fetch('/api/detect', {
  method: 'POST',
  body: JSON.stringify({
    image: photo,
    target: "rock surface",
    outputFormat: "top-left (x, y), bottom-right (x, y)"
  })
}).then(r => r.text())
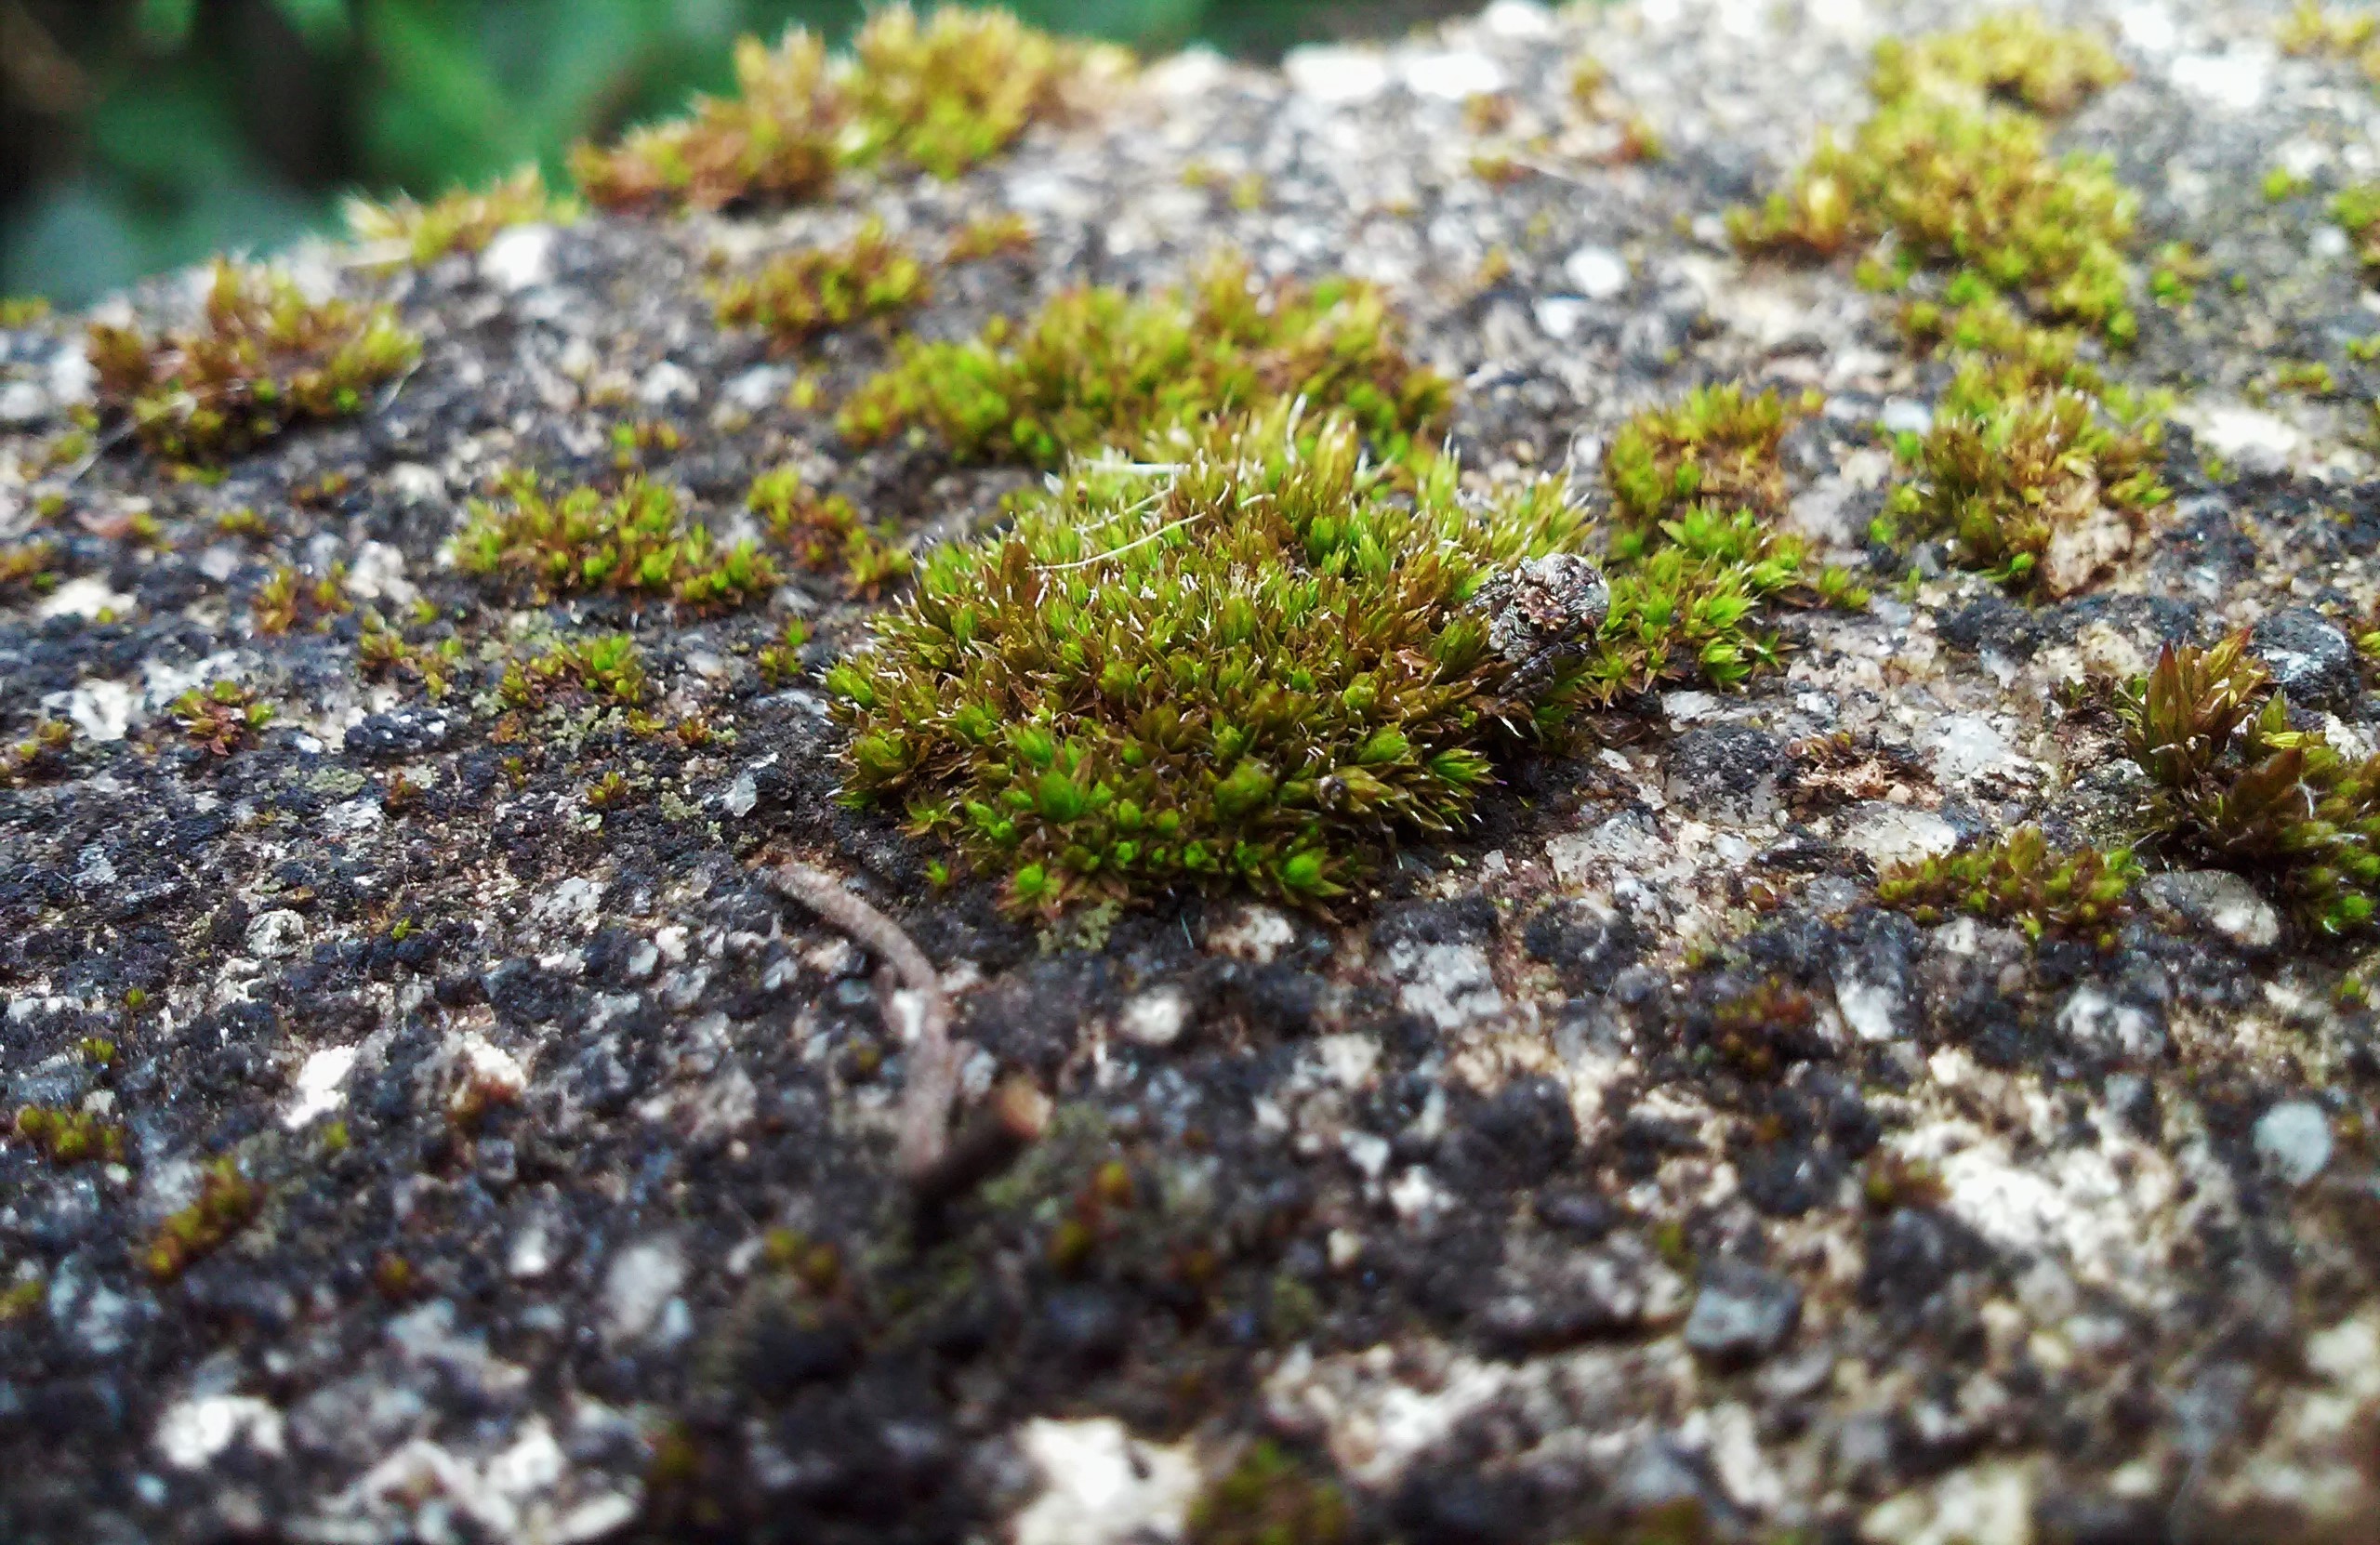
top-left (6, 1), bottom-right (2380, 1542)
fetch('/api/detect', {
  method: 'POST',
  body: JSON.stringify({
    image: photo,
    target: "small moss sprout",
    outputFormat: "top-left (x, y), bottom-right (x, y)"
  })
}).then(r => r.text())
top-left (713, 218), bottom-right (929, 350)
top-left (1877, 824), bottom-right (2138, 946)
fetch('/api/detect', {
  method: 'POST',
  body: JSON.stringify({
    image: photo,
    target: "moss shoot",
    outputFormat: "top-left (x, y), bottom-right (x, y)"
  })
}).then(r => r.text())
top-left (457, 471), bottom-right (780, 611)
top-left (87, 260), bottom-right (420, 466)
top-left (713, 218), bottom-right (929, 351)
top-left (143, 1156), bottom-right (260, 1281)
top-left (836, 252), bottom-right (1450, 468)
top-left (2120, 632), bottom-right (2380, 936)
top-left (1877, 824), bottom-right (2137, 947)
top-left (345, 165), bottom-right (575, 271)
top-left (832, 408), bottom-right (1591, 912)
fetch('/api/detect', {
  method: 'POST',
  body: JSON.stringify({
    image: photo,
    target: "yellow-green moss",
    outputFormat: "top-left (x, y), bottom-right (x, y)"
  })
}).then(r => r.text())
top-left (345, 165), bottom-right (575, 270)
top-left (0, 537), bottom-right (60, 601)
top-left (945, 211), bottom-right (1035, 262)
top-left (86, 261), bottom-right (418, 466)
top-left (1868, 9), bottom-right (2126, 114)
top-left (1877, 824), bottom-right (2137, 946)
top-left (12, 1105), bottom-right (127, 1167)
top-left (572, 27), bottom-right (843, 213)
top-left (713, 218), bottom-right (929, 350)
top-left (457, 471), bottom-right (781, 611)
top-left (143, 1156), bottom-right (259, 1280)
top-left (171, 680), bottom-right (274, 755)
top-left (836, 252), bottom-right (1450, 469)
top-left (1605, 384), bottom-right (1814, 526)
top-left (747, 466), bottom-right (912, 596)
top-left (0, 297), bottom-right (51, 328)
top-left (843, 4), bottom-right (1117, 179)
top-left (498, 632), bottom-right (650, 710)
top-left (1, 719), bottom-right (73, 786)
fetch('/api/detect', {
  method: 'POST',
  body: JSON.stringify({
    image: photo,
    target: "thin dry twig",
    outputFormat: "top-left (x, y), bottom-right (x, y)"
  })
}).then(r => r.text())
top-left (770, 860), bottom-right (958, 1181)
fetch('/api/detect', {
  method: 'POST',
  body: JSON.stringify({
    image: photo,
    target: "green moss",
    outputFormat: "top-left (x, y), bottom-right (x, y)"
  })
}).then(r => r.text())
top-left (2149, 241), bottom-right (2208, 307)
top-left (1605, 384), bottom-right (1814, 525)
top-left (756, 617), bottom-right (813, 686)
top-left (86, 260), bottom-right (420, 466)
top-left (945, 211), bottom-right (1035, 262)
top-left (2120, 631), bottom-right (2380, 935)
top-left (1897, 284), bottom-right (2104, 397)
top-left (714, 218), bottom-right (929, 350)
top-left (844, 4), bottom-right (1117, 180)
top-left (12, 1105), bottom-right (127, 1167)
top-left (1732, 18), bottom-right (2136, 344)
top-left (747, 466), bottom-right (912, 597)
top-left (0, 1275), bottom-right (43, 1322)
top-left (2334, 185), bottom-right (2380, 274)
top-left (345, 165), bottom-right (575, 270)
top-left (1873, 367), bottom-right (2166, 593)
top-left (1877, 824), bottom-right (2137, 945)
top-left (572, 27), bottom-right (843, 213)
top-left (572, 7), bottom-right (1111, 213)
top-left (252, 561), bottom-right (351, 636)
top-left (143, 1156), bottom-right (259, 1280)
top-left (171, 680), bottom-right (273, 755)
top-left (832, 408), bottom-right (1588, 912)
top-left (0, 297), bottom-right (51, 328)
top-left (0, 719), bottom-right (72, 788)
top-left (1868, 9), bottom-right (2126, 114)
top-left (1185, 1442), bottom-right (1353, 1545)
top-left (835, 251), bottom-right (1450, 469)
top-left (0, 537), bottom-right (59, 601)
top-left (499, 632), bottom-right (650, 710)
top-left (457, 471), bottom-right (781, 611)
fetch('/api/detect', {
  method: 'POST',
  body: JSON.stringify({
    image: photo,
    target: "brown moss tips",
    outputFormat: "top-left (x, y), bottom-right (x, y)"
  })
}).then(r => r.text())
top-left (836, 252), bottom-right (1451, 469)
top-left (0, 537), bottom-right (60, 601)
top-left (746, 466), bottom-right (912, 597)
top-left (831, 406), bottom-right (1592, 913)
top-left (142, 1156), bottom-right (260, 1281)
top-left (1732, 16), bottom-right (2137, 345)
top-left (172, 680), bottom-right (274, 756)
top-left (87, 260), bottom-right (419, 466)
top-left (456, 471), bottom-right (780, 611)
top-left (572, 27), bottom-right (844, 214)
top-left (2119, 631), bottom-right (2380, 936)
top-left (713, 218), bottom-right (929, 351)
top-left (344, 165), bottom-right (575, 271)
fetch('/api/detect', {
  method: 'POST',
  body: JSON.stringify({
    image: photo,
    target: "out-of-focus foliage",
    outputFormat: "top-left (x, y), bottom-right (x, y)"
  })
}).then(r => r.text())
top-left (0, 0), bottom-right (1468, 305)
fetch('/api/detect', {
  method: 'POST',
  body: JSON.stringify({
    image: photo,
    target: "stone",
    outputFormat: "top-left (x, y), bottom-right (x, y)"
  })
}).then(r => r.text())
top-left (2254, 1101), bottom-right (2333, 1188)
top-left (2251, 608), bottom-right (2361, 712)
top-left (1684, 1260), bottom-right (1804, 1366)
top-left (2142, 870), bottom-right (2282, 950)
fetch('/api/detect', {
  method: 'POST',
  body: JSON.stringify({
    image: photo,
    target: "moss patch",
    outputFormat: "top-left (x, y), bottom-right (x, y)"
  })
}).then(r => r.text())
top-left (1877, 824), bottom-right (2137, 947)
top-left (832, 408), bottom-right (1590, 912)
top-left (345, 165), bottom-right (575, 271)
top-left (87, 260), bottom-right (419, 466)
top-left (836, 253), bottom-right (1451, 468)
top-left (713, 218), bottom-right (929, 351)
top-left (457, 471), bottom-right (781, 611)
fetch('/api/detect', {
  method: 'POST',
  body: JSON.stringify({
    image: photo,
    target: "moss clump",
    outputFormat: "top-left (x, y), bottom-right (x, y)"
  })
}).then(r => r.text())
top-left (844, 4), bottom-right (1115, 179)
top-left (572, 7), bottom-right (1109, 214)
top-left (0, 537), bottom-right (59, 601)
top-left (86, 260), bottom-right (419, 466)
top-left (2333, 185), bottom-right (2380, 275)
top-left (172, 680), bottom-right (273, 756)
top-left (713, 218), bottom-right (929, 350)
top-left (1875, 368), bottom-right (2166, 594)
top-left (0, 297), bottom-right (51, 328)
top-left (252, 561), bottom-right (350, 636)
top-left (345, 165), bottom-right (575, 271)
top-left (573, 27), bottom-right (843, 213)
top-left (945, 211), bottom-right (1034, 262)
top-left (2279, 0), bottom-right (2380, 79)
top-left (1877, 824), bottom-right (2138, 947)
top-left (2, 719), bottom-right (74, 786)
top-left (1896, 286), bottom-right (2104, 398)
top-left (499, 633), bottom-right (650, 710)
top-left (1184, 1442), bottom-right (1353, 1545)
top-left (1605, 384), bottom-right (1813, 525)
top-left (833, 408), bottom-right (1591, 912)
top-left (1868, 9), bottom-right (2126, 114)
top-left (1732, 17), bottom-right (2136, 343)
top-left (2120, 631), bottom-right (2380, 936)
top-left (747, 466), bottom-right (912, 596)
top-left (837, 252), bottom-right (1450, 469)
top-left (143, 1156), bottom-right (259, 1280)
top-left (457, 471), bottom-right (780, 611)
top-left (0, 1276), bottom-right (44, 1322)
top-left (12, 1105), bottom-right (127, 1167)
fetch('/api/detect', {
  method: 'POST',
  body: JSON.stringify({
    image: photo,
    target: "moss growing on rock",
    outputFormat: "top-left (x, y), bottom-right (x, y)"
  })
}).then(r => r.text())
top-left (843, 4), bottom-right (1116, 180)
top-left (0, 537), bottom-right (59, 601)
top-left (171, 680), bottom-right (273, 756)
top-left (457, 471), bottom-right (781, 611)
top-left (836, 253), bottom-right (1450, 468)
top-left (1184, 1442), bottom-right (1353, 1545)
top-left (1877, 824), bottom-right (2138, 946)
top-left (2333, 184), bottom-right (2380, 274)
top-left (86, 262), bottom-right (418, 467)
top-left (2120, 632), bottom-right (2380, 936)
top-left (832, 408), bottom-right (1592, 912)
top-left (747, 466), bottom-right (912, 596)
top-left (12, 1105), bottom-right (128, 1167)
top-left (142, 1156), bottom-right (259, 1281)
top-left (1733, 17), bottom-right (2136, 343)
top-left (714, 218), bottom-right (929, 350)
top-left (1874, 368), bottom-right (2166, 594)
top-left (345, 165), bottom-right (574, 271)
top-left (572, 27), bottom-right (844, 213)
top-left (1605, 383), bottom-right (1813, 525)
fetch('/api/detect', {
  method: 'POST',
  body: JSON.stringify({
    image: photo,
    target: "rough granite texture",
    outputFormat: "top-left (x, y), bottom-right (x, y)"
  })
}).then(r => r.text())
top-left (7, 1), bottom-right (2380, 1542)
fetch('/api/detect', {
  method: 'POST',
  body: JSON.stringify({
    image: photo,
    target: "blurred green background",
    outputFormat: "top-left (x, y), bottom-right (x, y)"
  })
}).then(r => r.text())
top-left (0, 0), bottom-right (1472, 306)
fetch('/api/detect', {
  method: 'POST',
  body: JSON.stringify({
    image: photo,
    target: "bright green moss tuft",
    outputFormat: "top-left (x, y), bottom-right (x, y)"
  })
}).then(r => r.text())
top-left (572, 27), bottom-right (844, 213)
top-left (1875, 368), bottom-right (2167, 594)
top-left (86, 260), bottom-right (420, 466)
top-left (713, 218), bottom-right (929, 350)
top-left (1732, 17), bottom-right (2136, 344)
top-left (345, 165), bottom-right (575, 271)
top-left (1605, 384), bottom-right (1814, 525)
top-left (747, 465), bottom-right (913, 596)
top-left (1876, 824), bottom-right (2137, 946)
top-left (171, 680), bottom-right (273, 756)
top-left (1184, 1442), bottom-right (1354, 1545)
top-left (836, 252), bottom-right (1451, 468)
top-left (499, 633), bottom-right (650, 710)
top-left (833, 408), bottom-right (1589, 913)
top-left (2120, 631), bottom-right (2380, 936)
top-left (1, 719), bottom-right (73, 786)
top-left (457, 471), bottom-right (781, 611)
top-left (0, 297), bottom-right (50, 328)
top-left (2334, 184), bottom-right (2380, 273)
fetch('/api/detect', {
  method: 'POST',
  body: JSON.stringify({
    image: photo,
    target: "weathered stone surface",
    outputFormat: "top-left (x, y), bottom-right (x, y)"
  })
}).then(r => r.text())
top-left (7, 1), bottom-right (2380, 1541)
